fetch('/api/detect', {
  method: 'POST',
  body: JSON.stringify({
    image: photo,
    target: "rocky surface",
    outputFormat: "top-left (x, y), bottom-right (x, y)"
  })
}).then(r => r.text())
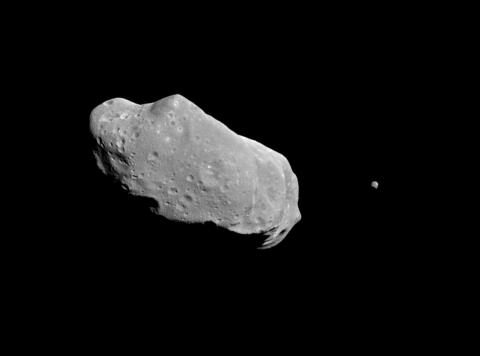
top-left (89, 94), bottom-right (301, 248)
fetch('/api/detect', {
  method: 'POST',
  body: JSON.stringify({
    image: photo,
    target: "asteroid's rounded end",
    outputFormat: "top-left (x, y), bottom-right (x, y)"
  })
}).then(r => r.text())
top-left (149, 94), bottom-right (187, 117)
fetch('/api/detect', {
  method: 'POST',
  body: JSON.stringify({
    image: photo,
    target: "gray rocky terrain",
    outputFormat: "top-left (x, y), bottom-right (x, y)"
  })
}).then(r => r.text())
top-left (89, 94), bottom-right (300, 248)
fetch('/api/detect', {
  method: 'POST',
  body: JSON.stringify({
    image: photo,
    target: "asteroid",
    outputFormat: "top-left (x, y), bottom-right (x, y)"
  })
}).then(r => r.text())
top-left (89, 94), bottom-right (301, 248)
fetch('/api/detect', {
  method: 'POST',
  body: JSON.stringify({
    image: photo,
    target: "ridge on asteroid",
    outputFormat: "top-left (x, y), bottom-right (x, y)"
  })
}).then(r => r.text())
top-left (89, 94), bottom-right (301, 248)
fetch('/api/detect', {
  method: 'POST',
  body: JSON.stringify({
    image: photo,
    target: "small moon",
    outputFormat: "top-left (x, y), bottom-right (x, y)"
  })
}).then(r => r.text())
top-left (371, 181), bottom-right (379, 189)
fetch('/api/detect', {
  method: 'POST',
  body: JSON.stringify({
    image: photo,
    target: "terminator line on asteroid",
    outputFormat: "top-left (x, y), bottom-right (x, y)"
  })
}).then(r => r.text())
top-left (89, 94), bottom-right (301, 248)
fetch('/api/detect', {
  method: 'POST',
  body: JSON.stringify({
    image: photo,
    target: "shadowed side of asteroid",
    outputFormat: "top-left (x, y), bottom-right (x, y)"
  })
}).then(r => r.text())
top-left (89, 164), bottom-right (269, 252)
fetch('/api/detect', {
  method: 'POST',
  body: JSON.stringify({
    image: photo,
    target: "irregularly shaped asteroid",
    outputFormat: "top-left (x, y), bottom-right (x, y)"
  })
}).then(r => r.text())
top-left (89, 94), bottom-right (301, 248)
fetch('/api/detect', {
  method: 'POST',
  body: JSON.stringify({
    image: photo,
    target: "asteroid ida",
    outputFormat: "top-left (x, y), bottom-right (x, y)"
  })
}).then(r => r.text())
top-left (89, 94), bottom-right (301, 248)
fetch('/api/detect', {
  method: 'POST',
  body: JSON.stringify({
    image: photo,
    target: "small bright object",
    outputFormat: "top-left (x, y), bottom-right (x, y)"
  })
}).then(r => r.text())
top-left (371, 181), bottom-right (379, 189)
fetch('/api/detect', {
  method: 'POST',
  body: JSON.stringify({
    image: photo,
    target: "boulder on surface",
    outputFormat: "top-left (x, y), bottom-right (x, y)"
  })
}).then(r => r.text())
top-left (90, 94), bottom-right (301, 248)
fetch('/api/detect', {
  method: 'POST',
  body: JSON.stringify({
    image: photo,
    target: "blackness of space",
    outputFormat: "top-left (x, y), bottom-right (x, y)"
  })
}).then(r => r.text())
top-left (8, 5), bottom-right (457, 348)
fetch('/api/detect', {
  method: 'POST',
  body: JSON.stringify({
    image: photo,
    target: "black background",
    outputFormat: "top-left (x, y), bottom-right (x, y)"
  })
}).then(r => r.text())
top-left (8, 4), bottom-right (455, 349)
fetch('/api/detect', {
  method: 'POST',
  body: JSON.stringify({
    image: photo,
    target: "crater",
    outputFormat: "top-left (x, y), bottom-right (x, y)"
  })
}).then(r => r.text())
top-left (115, 138), bottom-right (126, 152)
top-left (154, 181), bottom-right (164, 190)
top-left (168, 187), bottom-right (179, 195)
top-left (255, 216), bottom-right (266, 226)
top-left (167, 111), bottom-right (177, 125)
top-left (147, 151), bottom-right (159, 163)
top-left (267, 186), bottom-right (280, 202)
top-left (183, 194), bottom-right (194, 203)
top-left (199, 165), bottom-right (219, 188)
top-left (131, 126), bottom-right (141, 138)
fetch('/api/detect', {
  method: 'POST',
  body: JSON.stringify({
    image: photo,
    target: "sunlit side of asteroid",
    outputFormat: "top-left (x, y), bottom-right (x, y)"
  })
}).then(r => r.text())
top-left (89, 94), bottom-right (301, 248)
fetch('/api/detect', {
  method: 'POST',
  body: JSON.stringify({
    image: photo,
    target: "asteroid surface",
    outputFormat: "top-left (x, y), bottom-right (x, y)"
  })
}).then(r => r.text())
top-left (89, 94), bottom-right (301, 248)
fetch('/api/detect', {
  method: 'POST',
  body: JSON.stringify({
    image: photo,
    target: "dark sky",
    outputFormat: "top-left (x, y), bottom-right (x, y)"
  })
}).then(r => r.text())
top-left (26, 10), bottom-right (424, 276)
top-left (36, 25), bottom-right (417, 300)
top-left (11, 6), bottom-right (444, 343)
top-left (64, 24), bottom-right (409, 257)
